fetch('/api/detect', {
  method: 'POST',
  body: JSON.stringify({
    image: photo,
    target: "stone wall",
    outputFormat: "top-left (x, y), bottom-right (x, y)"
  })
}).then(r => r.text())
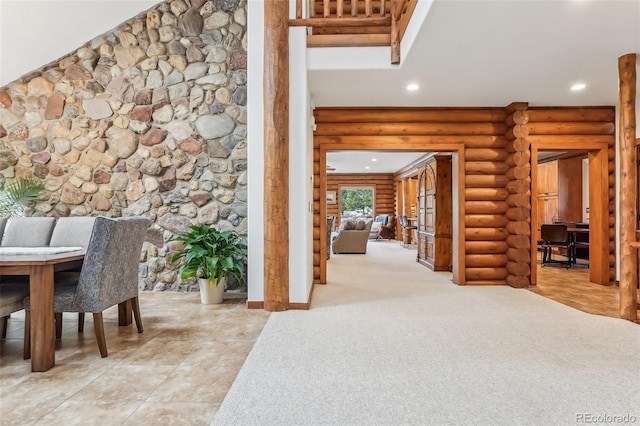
top-left (0, 0), bottom-right (248, 293)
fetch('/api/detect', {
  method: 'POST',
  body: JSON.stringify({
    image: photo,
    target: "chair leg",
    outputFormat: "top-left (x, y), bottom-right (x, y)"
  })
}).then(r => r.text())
top-left (23, 311), bottom-right (31, 360)
top-left (93, 313), bottom-right (108, 358)
top-left (55, 313), bottom-right (63, 339)
top-left (1, 315), bottom-right (8, 338)
top-left (131, 297), bottom-right (143, 333)
top-left (78, 313), bottom-right (85, 333)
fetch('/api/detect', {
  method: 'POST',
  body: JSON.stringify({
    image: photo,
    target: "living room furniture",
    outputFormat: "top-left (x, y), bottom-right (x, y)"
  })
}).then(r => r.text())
top-left (24, 217), bottom-right (150, 360)
top-left (416, 155), bottom-right (452, 271)
top-left (332, 219), bottom-right (373, 254)
top-left (378, 215), bottom-right (396, 240)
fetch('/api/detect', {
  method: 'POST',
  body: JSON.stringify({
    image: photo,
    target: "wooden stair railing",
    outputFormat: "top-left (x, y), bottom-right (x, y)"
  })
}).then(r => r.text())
top-left (290, 0), bottom-right (418, 64)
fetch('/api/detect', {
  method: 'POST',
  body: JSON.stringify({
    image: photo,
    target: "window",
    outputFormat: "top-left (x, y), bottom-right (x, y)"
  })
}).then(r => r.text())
top-left (340, 187), bottom-right (374, 222)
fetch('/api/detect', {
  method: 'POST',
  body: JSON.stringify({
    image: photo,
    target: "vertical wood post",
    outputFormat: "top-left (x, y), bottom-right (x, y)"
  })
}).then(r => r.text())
top-left (264, 0), bottom-right (290, 311)
top-left (618, 53), bottom-right (637, 321)
top-left (390, 0), bottom-right (400, 64)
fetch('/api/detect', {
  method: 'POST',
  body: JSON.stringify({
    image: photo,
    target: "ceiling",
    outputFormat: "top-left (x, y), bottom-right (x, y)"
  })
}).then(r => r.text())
top-left (313, 0), bottom-right (639, 173)
top-left (309, 0), bottom-right (640, 108)
top-left (326, 151), bottom-right (428, 174)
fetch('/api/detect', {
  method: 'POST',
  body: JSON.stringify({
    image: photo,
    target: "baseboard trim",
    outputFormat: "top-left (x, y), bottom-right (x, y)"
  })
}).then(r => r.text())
top-left (246, 284), bottom-right (315, 311)
top-left (246, 301), bottom-right (264, 309)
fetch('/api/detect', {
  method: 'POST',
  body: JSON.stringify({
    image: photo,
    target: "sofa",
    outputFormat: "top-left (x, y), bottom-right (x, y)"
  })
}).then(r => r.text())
top-left (332, 219), bottom-right (373, 254)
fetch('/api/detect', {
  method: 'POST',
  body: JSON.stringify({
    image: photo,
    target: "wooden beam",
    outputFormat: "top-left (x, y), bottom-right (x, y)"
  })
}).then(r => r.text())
top-left (289, 17), bottom-right (391, 27)
top-left (390, 0), bottom-right (400, 64)
top-left (264, 0), bottom-right (289, 312)
top-left (618, 53), bottom-right (638, 321)
top-left (307, 33), bottom-right (390, 47)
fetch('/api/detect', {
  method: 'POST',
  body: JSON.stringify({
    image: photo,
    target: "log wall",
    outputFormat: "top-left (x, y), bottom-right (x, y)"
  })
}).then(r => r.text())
top-left (326, 174), bottom-right (395, 226)
top-left (503, 103), bottom-right (531, 288)
top-left (313, 106), bottom-right (617, 288)
top-left (314, 107), bottom-right (508, 285)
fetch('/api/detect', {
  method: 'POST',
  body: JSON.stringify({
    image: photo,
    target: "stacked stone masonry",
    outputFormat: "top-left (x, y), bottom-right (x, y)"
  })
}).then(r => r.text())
top-left (0, 0), bottom-right (248, 292)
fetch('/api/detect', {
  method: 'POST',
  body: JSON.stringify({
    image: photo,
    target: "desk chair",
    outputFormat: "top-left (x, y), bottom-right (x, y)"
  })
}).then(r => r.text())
top-left (540, 224), bottom-right (574, 268)
top-left (399, 215), bottom-right (417, 247)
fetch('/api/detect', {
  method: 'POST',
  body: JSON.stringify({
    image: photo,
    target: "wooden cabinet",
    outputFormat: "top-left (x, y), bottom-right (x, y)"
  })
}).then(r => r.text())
top-left (537, 161), bottom-right (558, 196)
top-left (416, 155), bottom-right (452, 271)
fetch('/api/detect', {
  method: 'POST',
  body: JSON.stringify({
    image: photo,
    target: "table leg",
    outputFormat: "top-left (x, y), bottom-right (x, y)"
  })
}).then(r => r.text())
top-left (118, 300), bottom-right (132, 326)
top-left (29, 264), bottom-right (55, 372)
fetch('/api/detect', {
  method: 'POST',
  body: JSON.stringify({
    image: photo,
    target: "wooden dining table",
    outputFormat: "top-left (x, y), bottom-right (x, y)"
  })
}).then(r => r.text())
top-left (0, 247), bottom-right (84, 372)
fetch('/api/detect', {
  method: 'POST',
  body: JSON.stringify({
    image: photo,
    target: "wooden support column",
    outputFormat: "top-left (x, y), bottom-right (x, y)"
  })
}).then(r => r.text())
top-left (504, 102), bottom-right (531, 288)
top-left (264, 0), bottom-right (289, 312)
top-left (618, 53), bottom-right (638, 321)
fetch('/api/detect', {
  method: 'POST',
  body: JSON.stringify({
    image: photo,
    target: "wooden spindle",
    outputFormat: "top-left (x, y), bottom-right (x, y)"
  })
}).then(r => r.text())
top-left (352, 0), bottom-right (358, 17)
top-left (337, 0), bottom-right (344, 17)
top-left (296, 0), bottom-right (302, 19)
top-left (323, 0), bottom-right (330, 17)
top-left (365, 0), bottom-right (372, 17)
top-left (309, 0), bottom-right (315, 18)
top-left (380, 0), bottom-right (386, 17)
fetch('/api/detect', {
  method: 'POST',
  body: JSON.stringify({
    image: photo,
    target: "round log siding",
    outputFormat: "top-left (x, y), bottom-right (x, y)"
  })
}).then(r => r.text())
top-left (313, 106), bottom-right (616, 288)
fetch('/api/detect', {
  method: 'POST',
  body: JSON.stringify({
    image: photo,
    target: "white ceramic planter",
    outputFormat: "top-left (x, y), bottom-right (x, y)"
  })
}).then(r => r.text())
top-left (199, 277), bottom-right (225, 304)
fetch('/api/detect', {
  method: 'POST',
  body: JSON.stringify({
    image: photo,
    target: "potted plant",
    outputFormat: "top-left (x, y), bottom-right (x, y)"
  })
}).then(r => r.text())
top-left (0, 176), bottom-right (45, 218)
top-left (168, 225), bottom-right (247, 304)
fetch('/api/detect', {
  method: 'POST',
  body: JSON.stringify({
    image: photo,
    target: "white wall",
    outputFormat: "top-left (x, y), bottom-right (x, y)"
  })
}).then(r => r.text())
top-left (0, 0), bottom-right (158, 86)
top-left (247, 0), bottom-right (265, 303)
top-left (289, 24), bottom-right (314, 304)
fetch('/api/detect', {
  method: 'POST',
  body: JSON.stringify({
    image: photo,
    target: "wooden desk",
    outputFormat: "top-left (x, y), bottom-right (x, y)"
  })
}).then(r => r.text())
top-left (0, 248), bottom-right (84, 372)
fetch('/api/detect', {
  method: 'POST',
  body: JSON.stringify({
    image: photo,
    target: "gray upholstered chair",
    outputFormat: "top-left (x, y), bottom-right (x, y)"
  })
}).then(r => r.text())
top-left (49, 216), bottom-right (97, 250)
top-left (49, 216), bottom-right (97, 335)
top-left (1, 217), bottom-right (55, 246)
top-left (1, 217), bottom-right (56, 335)
top-left (0, 283), bottom-right (29, 338)
top-left (24, 216), bottom-right (150, 358)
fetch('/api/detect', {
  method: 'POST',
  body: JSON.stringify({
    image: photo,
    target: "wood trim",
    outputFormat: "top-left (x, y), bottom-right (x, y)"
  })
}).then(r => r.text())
top-left (290, 17), bottom-right (391, 27)
top-left (307, 33), bottom-right (390, 47)
top-left (289, 283), bottom-right (316, 310)
top-left (246, 301), bottom-right (265, 309)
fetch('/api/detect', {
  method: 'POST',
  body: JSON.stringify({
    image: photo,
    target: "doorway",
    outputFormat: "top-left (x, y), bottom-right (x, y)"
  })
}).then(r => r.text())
top-left (531, 144), bottom-right (611, 286)
top-left (318, 147), bottom-right (464, 285)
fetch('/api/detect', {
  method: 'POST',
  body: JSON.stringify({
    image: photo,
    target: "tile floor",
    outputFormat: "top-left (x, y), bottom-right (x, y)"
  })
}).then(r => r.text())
top-left (0, 292), bottom-right (270, 425)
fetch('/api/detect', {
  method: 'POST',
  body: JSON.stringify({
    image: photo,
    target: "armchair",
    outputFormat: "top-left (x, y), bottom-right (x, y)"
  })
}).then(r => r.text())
top-left (378, 215), bottom-right (397, 240)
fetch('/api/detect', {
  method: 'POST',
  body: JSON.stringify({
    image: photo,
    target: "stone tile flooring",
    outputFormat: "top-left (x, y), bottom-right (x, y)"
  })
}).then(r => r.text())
top-left (0, 292), bottom-right (270, 425)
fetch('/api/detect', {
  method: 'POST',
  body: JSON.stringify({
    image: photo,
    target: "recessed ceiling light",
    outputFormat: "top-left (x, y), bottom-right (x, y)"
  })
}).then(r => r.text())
top-left (406, 83), bottom-right (419, 92)
top-left (571, 82), bottom-right (586, 91)
top-left (365, 166), bottom-right (370, 170)
top-left (371, 158), bottom-right (378, 162)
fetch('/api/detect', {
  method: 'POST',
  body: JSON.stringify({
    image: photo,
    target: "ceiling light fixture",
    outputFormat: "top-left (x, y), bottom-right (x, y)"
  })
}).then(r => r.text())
top-left (571, 82), bottom-right (586, 91)
top-left (372, 158), bottom-right (378, 162)
top-left (406, 83), bottom-right (419, 92)
top-left (365, 166), bottom-right (370, 170)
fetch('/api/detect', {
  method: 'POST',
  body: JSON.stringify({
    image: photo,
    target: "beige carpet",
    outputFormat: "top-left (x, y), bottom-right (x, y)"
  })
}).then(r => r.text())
top-left (214, 240), bottom-right (640, 425)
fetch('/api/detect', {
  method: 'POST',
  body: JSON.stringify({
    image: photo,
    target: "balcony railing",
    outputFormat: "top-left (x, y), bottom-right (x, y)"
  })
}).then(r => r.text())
top-left (290, 0), bottom-right (418, 64)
